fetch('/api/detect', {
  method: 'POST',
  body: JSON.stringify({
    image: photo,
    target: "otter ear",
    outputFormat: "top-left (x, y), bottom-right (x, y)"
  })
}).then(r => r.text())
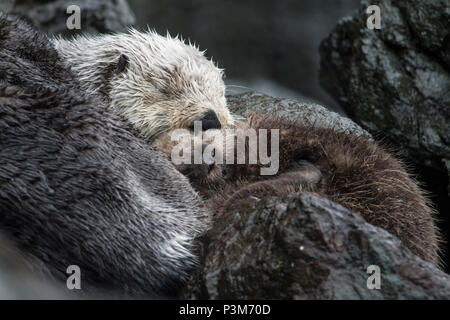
top-left (115, 54), bottom-right (129, 74)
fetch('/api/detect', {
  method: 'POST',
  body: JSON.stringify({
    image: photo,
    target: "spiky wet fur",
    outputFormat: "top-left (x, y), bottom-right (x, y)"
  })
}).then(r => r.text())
top-left (52, 29), bottom-right (232, 140)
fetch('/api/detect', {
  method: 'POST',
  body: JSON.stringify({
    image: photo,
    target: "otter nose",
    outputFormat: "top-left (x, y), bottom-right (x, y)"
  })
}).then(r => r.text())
top-left (189, 110), bottom-right (221, 131)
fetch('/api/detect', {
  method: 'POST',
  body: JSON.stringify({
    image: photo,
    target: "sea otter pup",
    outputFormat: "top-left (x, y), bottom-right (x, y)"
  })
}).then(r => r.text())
top-left (0, 14), bottom-right (210, 297)
top-left (153, 115), bottom-right (441, 265)
top-left (52, 29), bottom-right (233, 140)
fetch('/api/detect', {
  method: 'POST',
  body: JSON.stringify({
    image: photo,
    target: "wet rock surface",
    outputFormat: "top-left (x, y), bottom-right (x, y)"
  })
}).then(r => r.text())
top-left (4, 0), bottom-right (135, 36)
top-left (182, 194), bottom-right (450, 299)
top-left (319, 0), bottom-right (449, 187)
top-left (227, 92), bottom-right (371, 138)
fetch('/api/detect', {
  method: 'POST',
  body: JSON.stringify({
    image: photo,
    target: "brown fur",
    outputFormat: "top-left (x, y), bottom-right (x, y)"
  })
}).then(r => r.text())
top-left (154, 114), bottom-right (441, 265)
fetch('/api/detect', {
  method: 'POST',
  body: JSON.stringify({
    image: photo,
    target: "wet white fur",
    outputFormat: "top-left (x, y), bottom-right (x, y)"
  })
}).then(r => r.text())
top-left (52, 29), bottom-right (233, 140)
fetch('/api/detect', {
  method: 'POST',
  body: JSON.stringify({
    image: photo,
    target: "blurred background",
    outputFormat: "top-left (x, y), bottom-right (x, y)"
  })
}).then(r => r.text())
top-left (127, 0), bottom-right (360, 114)
top-left (1, 0), bottom-right (360, 112)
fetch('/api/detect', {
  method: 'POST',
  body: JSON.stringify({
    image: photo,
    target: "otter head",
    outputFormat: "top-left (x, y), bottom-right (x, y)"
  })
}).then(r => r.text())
top-left (104, 30), bottom-right (232, 140)
top-left (53, 29), bottom-right (232, 140)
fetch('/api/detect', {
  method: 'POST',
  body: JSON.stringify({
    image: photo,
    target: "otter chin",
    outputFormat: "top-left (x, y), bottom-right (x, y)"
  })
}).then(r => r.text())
top-left (52, 29), bottom-right (233, 140)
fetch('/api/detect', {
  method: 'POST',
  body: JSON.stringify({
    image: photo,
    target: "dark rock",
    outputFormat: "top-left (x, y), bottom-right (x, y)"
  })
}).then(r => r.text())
top-left (319, 0), bottom-right (450, 183)
top-left (5, 0), bottom-right (135, 36)
top-left (182, 193), bottom-right (450, 299)
top-left (319, 0), bottom-right (450, 270)
top-left (227, 92), bottom-right (371, 138)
